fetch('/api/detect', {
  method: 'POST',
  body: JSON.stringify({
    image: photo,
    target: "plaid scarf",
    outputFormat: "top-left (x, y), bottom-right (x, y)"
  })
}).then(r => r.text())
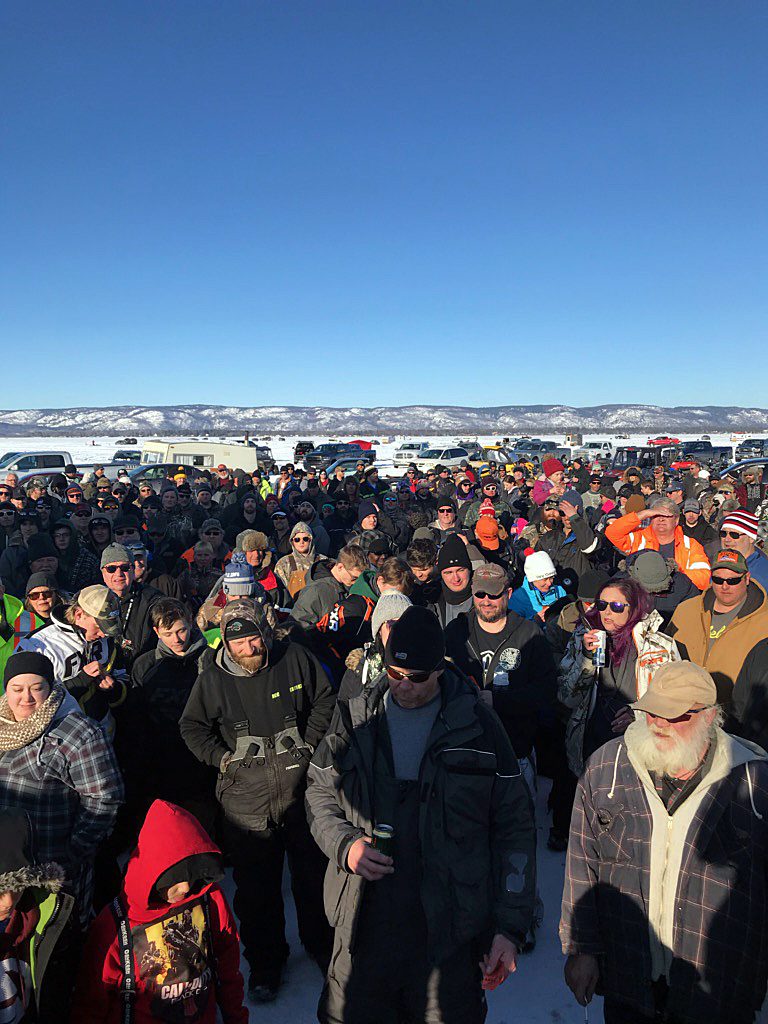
top-left (0, 684), bottom-right (64, 751)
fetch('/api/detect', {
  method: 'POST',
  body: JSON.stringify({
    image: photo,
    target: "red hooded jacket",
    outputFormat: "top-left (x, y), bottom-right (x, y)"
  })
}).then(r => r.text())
top-left (72, 800), bottom-right (247, 1024)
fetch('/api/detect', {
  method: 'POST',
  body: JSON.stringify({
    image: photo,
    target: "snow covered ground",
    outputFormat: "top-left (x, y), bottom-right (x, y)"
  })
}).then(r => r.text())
top-left (0, 431), bottom-right (747, 476)
top-left (226, 780), bottom-right (589, 1024)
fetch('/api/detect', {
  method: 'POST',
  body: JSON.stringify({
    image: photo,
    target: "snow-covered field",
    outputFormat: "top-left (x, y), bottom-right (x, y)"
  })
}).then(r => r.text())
top-left (225, 781), bottom-right (586, 1024)
top-left (0, 431), bottom-right (748, 475)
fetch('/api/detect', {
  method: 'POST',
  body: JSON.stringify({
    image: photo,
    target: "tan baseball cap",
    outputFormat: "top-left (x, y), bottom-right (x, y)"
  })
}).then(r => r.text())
top-left (76, 585), bottom-right (121, 637)
top-left (631, 661), bottom-right (717, 719)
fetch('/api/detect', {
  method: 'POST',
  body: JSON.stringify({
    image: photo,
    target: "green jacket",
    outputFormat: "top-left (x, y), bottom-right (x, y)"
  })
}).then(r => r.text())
top-left (0, 593), bottom-right (42, 689)
top-left (348, 568), bottom-right (379, 604)
top-left (305, 667), bottom-right (536, 964)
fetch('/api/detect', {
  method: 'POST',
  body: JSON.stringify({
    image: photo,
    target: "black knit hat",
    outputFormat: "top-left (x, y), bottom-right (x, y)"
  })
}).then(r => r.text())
top-left (4, 650), bottom-right (55, 688)
top-left (385, 606), bottom-right (445, 673)
top-left (26, 534), bottom-right (58, 563)
top-left (436, 533), bottom-right (472, 574)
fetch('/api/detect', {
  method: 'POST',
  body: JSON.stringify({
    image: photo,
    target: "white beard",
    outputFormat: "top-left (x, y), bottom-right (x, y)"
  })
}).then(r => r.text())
top-left (628, 713), bottom-right (716, 777)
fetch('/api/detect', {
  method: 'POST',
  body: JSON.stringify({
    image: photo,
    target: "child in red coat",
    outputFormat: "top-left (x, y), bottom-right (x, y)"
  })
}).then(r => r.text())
top-left (72, 799), bottom-right (248, 1024)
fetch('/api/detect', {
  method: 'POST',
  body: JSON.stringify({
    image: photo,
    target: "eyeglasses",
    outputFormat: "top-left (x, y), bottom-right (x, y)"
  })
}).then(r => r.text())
top-left (711, 574), bottom-right (745, 586)
top-left (203, 530), bottom-right (222, 536)
top-left (293, 536), bottom-right (311, 543)
top-left (0, 510), bottom-right (14, 517)
top-left (103, 563), bottom-right (131, 574)
top-left (719, 530), bottom-right (743, 540)
top-left (114, 529), bottom-right (134, 537)
top-left (595, 599), bottom-right (629, 613)
top-left (474, 590), bottom-right (505, 600)
top-left (74, 510), bottom-right (91, 518)
top-left (386, 665), bottom-right (436, 684)
top-left (437, 507), bottom-right (454, 514)
top-left (28, 590), bottom-right (54, 600)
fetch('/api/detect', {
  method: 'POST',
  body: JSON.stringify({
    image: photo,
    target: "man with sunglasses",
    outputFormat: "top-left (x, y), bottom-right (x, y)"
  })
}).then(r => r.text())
top-left (561, 661), bottom-right (768, 1024)
top-left (669, 548), bottom-right (768, 709)
top-left (606, 496), bottom-right (711, 590)
top-left (100, 542), bottom-right (162, 668)
top-left (430, 497), bottom-right (460, 543)
top-left (717, 510), bottom-right (768, 592)
top-left (307, 604), bottom-right (536, 1024)
top-left (460, 476), bottom-right (512, 531)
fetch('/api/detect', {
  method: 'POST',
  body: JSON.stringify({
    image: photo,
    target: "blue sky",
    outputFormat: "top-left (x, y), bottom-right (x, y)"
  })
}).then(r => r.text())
top-left (2, 2), bottom-right (766, 409)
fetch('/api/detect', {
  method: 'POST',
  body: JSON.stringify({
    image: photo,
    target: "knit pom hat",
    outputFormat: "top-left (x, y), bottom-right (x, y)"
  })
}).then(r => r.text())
top-left (222, 554), bottom-right (256, 596)
top-left (478, 499), bottom-right (497, 518)
top-left (524, 550), bottom-right (556, 583)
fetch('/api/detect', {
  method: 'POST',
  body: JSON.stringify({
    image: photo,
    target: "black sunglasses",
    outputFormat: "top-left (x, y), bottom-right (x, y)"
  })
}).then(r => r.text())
top-left (719, 530), bottom-right (742, 540)
top-left (386, 664), bottom-right (436, 683)
top-left (711, 574), bottom-right (744, 586)
top-left (104, 563), bottom-right (131, 574)
top-left (474, 590), bottom-right (505, 600)
top-left (595, 599), bottom-right (629, 613)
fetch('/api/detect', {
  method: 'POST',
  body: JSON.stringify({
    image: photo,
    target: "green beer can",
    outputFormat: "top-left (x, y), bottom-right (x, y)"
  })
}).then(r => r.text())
top-left (372, 824), bottom-right (394, 858)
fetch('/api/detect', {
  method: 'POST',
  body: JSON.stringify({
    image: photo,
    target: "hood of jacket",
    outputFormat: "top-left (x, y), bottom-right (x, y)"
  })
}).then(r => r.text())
top-left (122, 800), bottom-right (222, 923)
top-left (156, 627), bottom-right (208, 662)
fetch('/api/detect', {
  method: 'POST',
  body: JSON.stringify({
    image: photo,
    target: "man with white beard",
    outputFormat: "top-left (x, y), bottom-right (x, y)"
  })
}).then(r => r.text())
top-left (560, 661), bottom-right (768, 1024)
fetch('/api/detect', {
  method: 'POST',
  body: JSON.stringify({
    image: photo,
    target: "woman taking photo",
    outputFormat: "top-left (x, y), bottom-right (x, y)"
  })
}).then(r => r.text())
top-left (559, 577), bottom-right (679, 775)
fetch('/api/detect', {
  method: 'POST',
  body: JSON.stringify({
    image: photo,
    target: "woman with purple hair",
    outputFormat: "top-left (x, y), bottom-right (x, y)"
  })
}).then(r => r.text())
top-left (558, 577), bottom-right (680, 775)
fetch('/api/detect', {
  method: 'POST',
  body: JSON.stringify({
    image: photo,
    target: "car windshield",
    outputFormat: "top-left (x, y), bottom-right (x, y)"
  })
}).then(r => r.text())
top-left (421, 449), bottom-right (443, 459)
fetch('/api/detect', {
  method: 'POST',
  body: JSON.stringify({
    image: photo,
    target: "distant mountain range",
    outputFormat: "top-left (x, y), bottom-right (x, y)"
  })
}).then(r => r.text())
top-left (0, 404), bottom-right (766, 436)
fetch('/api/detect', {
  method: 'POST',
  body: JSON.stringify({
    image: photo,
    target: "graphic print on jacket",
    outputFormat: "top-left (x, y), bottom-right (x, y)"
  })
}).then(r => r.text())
top-left (133, 901), bottom-right (212, 1016)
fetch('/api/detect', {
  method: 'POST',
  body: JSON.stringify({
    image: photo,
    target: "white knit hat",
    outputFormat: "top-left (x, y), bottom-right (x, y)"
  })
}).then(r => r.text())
top-left (524, 550), bottom-right (557, 583)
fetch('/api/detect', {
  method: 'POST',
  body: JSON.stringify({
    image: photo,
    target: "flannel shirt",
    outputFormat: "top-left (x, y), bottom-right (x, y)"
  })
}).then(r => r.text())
top-left (560, 732), bottom-right (768, 1024)
top-left (0, 693), bottom-right (124, 921)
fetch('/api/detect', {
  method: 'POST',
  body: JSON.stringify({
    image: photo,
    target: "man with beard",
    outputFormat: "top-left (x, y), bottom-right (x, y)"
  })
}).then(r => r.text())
top-left (445, 562), bottom-right (558, 841)
top-left (433, 533), bottom-right (474, 627)
top-left (323, 497), bottom-right (356, 556)
top-left (679, 497), bottom-right (719, 560)
top-left (180, 599), bottom-right (335, 1004)
top-left (560, 661), bottom-right (768, 1024)
top-left (533, 491), bottom-right (599, 579)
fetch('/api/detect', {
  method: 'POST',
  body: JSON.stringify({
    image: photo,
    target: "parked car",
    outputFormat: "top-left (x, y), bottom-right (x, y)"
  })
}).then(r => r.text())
top-left (604, 446), bottom-right (669, 479)
top-left (127, 464), bottom-right (209, 486)
top-left (293, 440), bottom-right (315, 463)
top-left (572, 441), bottom-right (614, 461)
top-left (413, 447), bottom-right (470, 473)
top-left (508, 440), bottom-right (570, 462)
top-left (393, 442), bottom-right (430, 469)
top-left (113, 449), bottom-right (142, 462)
top-left (647, 435), bottom-right (681, 446)
top-left (323, 456), bottom-right (376, 476)
top-left (117, 437), bottom-right (138, 445)
top-left (304, 443), bottom-right (375, 472)
top-left (0, 450), bottom-right (74, 474)
top-left (736, 438), bottom-right (768, 460)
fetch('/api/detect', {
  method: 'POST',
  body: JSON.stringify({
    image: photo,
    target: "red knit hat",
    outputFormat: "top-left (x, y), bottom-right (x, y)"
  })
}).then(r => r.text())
top-left (721, 510), bottom-right (758, 541)
top-left (478, 499), bottom-right (497, 518)
top-left (542, 458), bottom-right (564, 478)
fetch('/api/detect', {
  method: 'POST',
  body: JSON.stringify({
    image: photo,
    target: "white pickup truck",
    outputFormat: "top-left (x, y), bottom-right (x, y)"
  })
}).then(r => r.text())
top-left (0, 449), bottom-right (140, 481)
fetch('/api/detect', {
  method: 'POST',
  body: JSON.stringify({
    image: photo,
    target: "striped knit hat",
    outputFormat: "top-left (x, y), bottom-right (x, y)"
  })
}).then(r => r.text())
top-left (721, 511), bottom-right (759, 541)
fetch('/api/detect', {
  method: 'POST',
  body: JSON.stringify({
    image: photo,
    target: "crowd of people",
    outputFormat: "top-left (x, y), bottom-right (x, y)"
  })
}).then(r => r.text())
top-left (1, 447), bottom-right (768, 1023)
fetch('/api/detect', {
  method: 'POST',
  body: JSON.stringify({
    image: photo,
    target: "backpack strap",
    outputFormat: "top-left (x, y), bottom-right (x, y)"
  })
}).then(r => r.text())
top-left (201, 892), bottom-right (219, 984)
top-left (110, 896), bottom-right (135, 1024)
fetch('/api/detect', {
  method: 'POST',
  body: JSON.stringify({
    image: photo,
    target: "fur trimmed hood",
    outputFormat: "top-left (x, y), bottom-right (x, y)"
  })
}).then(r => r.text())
top-left (0, 808), bottom-right (65, 893)
top-left (0, 862), bottom-right (65, 894)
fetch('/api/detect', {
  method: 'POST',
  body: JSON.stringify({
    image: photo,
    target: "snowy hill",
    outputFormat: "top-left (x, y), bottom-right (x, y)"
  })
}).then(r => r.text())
top-left (0, 403), bottom-right (766, 436)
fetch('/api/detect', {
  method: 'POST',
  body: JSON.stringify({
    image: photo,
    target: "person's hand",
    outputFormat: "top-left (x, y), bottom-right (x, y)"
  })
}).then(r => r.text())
top-left (551, 481), bottom-right (566, 497)
top-left (564, 953), bottom-right (599, 1006)
top-left (611, 707), bottom-right (635, 734)
top-left (536, 607), bottom-right (547, 622)
top-left (82, 660), bottom-right (102, 678)
top-left (636, 508), bottom-right (661, 521)
top-left (98, 673), bottom-right (116, 691)
top-left (346, 837), bottom-right (394, 881)
top-left (583, 630), bottom-right (600, 652)
top-left (480, 934), bottom-right (518, 990)
top-left (559, 500), bottom-right (579, 519)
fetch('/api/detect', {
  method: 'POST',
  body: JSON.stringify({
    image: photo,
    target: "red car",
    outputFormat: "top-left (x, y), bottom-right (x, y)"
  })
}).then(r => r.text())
top-left (647, 435), bottom-right (680, 447)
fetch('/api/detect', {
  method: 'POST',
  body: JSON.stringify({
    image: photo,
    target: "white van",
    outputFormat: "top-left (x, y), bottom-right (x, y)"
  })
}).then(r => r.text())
top-left (140, 440), bottom-right (273, 472)
top-left (393, 441), bottom-right (430, 469)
